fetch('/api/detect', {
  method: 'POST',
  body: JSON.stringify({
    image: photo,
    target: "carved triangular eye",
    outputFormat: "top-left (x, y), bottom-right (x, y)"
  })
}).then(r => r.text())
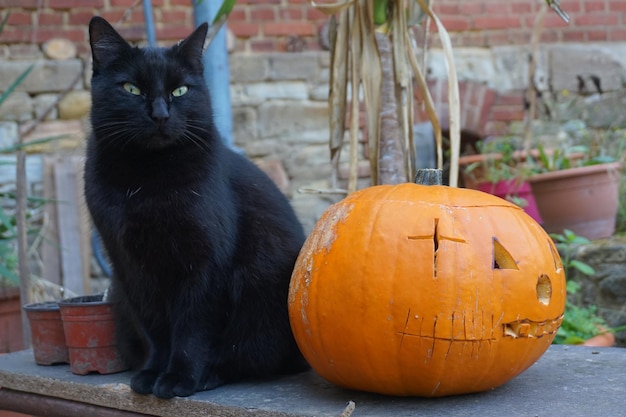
top-left (493, 238), bottom-right (519, 270)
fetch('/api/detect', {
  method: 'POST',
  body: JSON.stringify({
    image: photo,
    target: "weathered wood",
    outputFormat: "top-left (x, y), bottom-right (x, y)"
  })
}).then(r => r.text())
top-left (53, 157), bottom-right (89, 295)
top-left (71, 156), bottom-right (91, 287)
top-left (42, 156), bottom-right (61, 286)
top-left (0, 388), bottom-right (151, 417)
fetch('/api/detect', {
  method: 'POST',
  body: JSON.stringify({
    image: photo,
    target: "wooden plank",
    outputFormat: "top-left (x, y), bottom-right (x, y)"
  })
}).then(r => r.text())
top-left (54, 158), bottom-right (86, 296)
top-left (71, 156), bottom-right (91, 291)
top-left (41, 156), bottom-right (61, 286)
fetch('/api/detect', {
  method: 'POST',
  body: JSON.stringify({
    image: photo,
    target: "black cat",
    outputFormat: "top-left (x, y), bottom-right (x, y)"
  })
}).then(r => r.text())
top-left (84, 17), bottom-right (308, 399)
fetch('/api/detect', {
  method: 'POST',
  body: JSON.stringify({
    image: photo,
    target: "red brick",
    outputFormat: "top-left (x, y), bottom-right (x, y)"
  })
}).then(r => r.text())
top-left (305, 7), bottom-right (327, 21)
top-left (160, 9), bottom-right (189, 24)
top-left (263, 22), bottom-right (316, 36)
top-left (439, 16), bottom-right (471, 32)
top-left (6, 12), bottom-right (31, 25)
top-left (474, 16), bottom-right (521, 30)
top-left (33, 28), bottom-right (85, 43)
top-left (490, 107), bottom-right (525, 122)
top-left (458, 3), bottom-right (483, 15)
top-left (584, 1), bottom-right (607, 12)
top-left (0, 0), bottom-right (39, 6)
top-left (435, 4), bottom-right (461, 15)
top-left (250, 7), bottom-right (276, 21)
top-left (39, 12), bottom-right (64, 26)
top-left (495, 92), bottom-right (524, 106)
top-left (100, 10), bottom-right (126, 23)
top-left (609, 1), bottom-right (626, 12)
top-left (610, 28), bottom-right (626, 40)
top-left (109, 0), bottom-right (136, 6)
top-left (511, 2), bottom-right (532, 14)
top-left (560, 0), bottom-right (582, 13)
top-left (69, 10), bottom-right (94, 25)
top-left (279, 7), bottom-right (303, 20)
top-left (250, 39), bottom-right (277, 52)
top-left (587, 30), bottom-right (608, 41)
top-left (543, 14), bottom-right (572, 28)
top-left (229, 8), bottom-right (246, 21)
top-left (562, 29), bottom-right (586, 42)
top-left (48, 0), bottom-right (104, 8)
top-left (229, 22), bottom-right (259, 38)
top-left (156, 26), bottom-right (193, 41)
top-left (575, 13), bottom-right (620, 26)
top-left (484, 3), bottom-right (509, 14)
top-left (240, 0), bottom-right (280, 4)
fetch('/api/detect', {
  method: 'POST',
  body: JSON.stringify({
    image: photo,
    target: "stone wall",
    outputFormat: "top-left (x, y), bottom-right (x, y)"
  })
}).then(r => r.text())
top-left (3, 38), bottom-right (626, 231)
top-left (570, 237), bottom-right (626, 347)
top-left (0, 40), bottom-right (342, 234)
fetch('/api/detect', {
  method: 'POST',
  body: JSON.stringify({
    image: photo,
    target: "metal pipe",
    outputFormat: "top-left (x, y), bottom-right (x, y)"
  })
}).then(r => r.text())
top-left (193, 1), bottom-right (235, 148)
top-left (142, 0), bottom-right (157, 47)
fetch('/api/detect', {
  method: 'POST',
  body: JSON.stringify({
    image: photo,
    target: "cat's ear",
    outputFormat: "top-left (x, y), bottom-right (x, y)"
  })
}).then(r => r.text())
top-left (176, 23), bottom-right (208, 73)
top-left (89, 17), bottom-right (131, 68)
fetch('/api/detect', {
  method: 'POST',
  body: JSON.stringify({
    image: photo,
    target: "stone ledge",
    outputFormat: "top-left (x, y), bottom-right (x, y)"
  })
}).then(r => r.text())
top-left (0, 346), bottom-right (625, 417)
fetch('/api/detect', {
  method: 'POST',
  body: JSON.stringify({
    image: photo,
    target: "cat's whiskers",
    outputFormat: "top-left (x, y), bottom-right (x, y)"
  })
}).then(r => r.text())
top-left (181, 129), bottom-right (211, 152)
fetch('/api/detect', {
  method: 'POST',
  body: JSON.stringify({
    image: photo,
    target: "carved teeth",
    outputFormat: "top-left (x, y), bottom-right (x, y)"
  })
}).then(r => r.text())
top-left (503, 315), bottom-right (564, 339)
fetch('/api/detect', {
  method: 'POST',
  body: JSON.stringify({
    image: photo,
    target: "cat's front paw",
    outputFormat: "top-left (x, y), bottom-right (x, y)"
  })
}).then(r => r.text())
top-left (153, 372), bottom-right (197, 399)
top-left (130, 369), bottom-right (160, 395)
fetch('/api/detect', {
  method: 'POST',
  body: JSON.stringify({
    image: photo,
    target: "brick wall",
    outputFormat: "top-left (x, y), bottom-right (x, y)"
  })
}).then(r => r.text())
top-left (2, 1), bottom-right (625, 53)
top-left (1, 1), bottom-right (625, 143)
top-left (434, 0), bottom-right (626, 46)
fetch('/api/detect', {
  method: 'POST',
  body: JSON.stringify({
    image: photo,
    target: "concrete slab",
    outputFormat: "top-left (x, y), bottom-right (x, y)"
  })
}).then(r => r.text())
top-left (0, 345), bottom-right (624, 416)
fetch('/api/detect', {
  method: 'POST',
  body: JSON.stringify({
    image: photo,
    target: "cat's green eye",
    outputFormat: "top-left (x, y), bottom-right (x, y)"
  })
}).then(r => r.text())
top-left (123, 83), bottom-right (141, 96)
top-left (172, 86), bottom-right (189, 97)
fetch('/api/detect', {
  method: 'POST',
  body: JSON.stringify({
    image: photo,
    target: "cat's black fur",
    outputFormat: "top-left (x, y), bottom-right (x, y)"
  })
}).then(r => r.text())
top-left (84, 17), bottom-right (308, 399)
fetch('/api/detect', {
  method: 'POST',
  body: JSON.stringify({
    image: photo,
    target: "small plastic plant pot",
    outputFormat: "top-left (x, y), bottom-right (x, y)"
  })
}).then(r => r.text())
top-left (23, 301), bottom-right (69, 365)
top-left (59, 294), bottom-right (128, 375)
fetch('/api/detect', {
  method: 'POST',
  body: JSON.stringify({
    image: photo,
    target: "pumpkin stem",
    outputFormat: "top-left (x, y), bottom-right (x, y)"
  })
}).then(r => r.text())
top-left (414, 168), bottom-right (443, 186)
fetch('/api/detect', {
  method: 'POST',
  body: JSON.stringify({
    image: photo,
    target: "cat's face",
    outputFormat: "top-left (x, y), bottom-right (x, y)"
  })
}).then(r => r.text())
top-left (89, 17), bottom-right (211, 151)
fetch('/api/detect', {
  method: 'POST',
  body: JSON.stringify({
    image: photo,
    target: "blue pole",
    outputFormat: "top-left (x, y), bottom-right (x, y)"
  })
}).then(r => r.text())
top-left (142, 0), bottom-right (157, 47)
top-left (193, 2), bottom-right (234, 148)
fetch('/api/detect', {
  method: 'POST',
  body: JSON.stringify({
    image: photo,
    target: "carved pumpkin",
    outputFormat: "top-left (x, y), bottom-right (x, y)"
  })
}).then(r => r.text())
top-left (288, 183), bottom-right (566, 397)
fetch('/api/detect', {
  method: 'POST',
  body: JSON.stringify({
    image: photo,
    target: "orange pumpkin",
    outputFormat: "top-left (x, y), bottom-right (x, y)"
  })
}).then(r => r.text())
top-left (288, 183), bottom-right (566, 397)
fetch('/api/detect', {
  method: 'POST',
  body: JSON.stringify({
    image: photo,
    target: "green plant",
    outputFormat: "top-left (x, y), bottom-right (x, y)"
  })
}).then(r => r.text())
top-left (550, 229), bottom-right (626, 344)
top-left (464, 138), bottom-right (532, 184)
top-left (0, 203), bottom-right (19, 285)
top-left (531, 143), bottom-right (617, 174)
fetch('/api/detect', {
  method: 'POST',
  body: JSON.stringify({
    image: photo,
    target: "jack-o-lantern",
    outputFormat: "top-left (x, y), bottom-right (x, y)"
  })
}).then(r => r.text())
top-left (288, 181), bottom-right (566, 397)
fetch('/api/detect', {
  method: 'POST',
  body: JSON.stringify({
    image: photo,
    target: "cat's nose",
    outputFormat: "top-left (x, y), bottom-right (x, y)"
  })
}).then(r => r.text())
top-left (151, 97), bottom-right (170, 126)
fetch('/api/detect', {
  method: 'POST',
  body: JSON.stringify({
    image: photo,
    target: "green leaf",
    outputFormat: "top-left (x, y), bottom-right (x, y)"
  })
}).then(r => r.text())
top-left (0, 207), bottom-right (16, 238)
top-left (373, 0), bottom-right (389, 25)
top-left (0, 13), bottom-right (9, 36)
top-left (205, 0), bottom-right (237, 47)
top-left (570, 259), bottom-right (595, 276)
top-left (0, 262), bottom-right (18, 285)
top-left (0, 134), bottom-right (67, 153)
top-left (0, 64), bottom-right (34, 107)
top-left (211, 0), bottom-right (237, 26)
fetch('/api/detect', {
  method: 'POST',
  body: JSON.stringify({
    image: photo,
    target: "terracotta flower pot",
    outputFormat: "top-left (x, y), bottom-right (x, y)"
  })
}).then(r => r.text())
top-left (529, 162), bottom-right (622, 240)
top-left (477, 180), bottom-right (543, 224)
top-left (581, 326), bottom-right (616, 347)
top-left (23, 301), bottom-right (69, 365)
top-left (0, 287), bottom-right (24, 353)
top-left (59, 294), bottom-right (128, 375)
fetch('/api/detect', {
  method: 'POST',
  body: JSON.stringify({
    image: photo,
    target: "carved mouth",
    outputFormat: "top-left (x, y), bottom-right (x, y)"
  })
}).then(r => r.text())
top-left (503, 315), bottom-right (564, 339)
top-left (397, 309), bottom-right (564, 343)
